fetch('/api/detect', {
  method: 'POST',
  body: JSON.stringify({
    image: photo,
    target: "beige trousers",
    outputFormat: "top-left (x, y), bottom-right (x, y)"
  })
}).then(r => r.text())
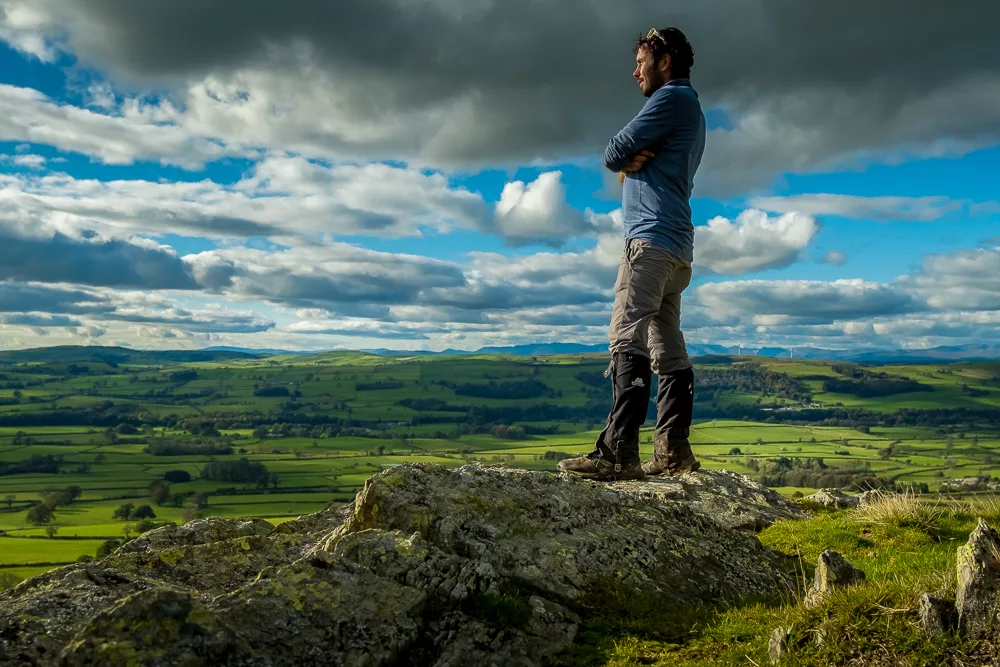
top-left (608, 238), bottom-right (693, 374)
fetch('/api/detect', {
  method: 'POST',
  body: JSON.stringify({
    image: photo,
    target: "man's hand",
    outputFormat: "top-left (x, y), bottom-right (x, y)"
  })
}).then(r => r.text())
top-left (619, 150), bottom-right (655, 183)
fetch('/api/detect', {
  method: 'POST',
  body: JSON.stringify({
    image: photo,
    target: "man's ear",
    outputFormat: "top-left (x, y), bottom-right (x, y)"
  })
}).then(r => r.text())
top-left (658, 53), bottom-right (672, 75)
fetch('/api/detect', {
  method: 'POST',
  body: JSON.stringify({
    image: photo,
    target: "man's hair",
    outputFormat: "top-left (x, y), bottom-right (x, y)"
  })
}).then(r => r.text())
top-left (633, 26), bottom-right (694, 79)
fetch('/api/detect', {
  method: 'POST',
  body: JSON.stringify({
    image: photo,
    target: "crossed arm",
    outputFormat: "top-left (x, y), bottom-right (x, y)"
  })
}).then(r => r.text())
top-left (618, 150), bottom-right (655, 184)
top-left (604, 87), bottom-right (678, 184)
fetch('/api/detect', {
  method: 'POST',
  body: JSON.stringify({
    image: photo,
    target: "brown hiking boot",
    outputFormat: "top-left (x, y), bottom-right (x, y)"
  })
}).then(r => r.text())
top-left (643, 435), bottom-right (701, 477)
top-left (558, 454), bottom-right (646, 481)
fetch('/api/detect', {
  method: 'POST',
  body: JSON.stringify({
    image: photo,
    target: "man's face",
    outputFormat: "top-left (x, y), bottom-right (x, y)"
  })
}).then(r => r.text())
top-left (633, 46), bottom-right (669, 97)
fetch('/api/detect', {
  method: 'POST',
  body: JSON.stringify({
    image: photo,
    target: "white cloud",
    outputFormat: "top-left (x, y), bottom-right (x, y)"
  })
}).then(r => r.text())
top-left (0, 1), bottom-right (56, 61)
top-left (0, 161), bottom-right (618, 247)
top-left (913, 247), bottom-right (1000, 311)
top-left (694, 210), bottom-right (819, 274)
top-left (820, 250), bottom-right (847, 266)
top-left (750, 193), bottom-right (969, 222)
top-left (0, 84), bottom-right (236, 168)
top-left (494, 171), bottom-right (614, 247)
top-left (0, 153), bottom-right (46, 169)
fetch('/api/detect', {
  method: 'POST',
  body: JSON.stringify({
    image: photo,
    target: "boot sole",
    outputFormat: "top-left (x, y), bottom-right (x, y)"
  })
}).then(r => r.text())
top-left (667, 461), bottom-right (702, 477)
top-left (561, 469), bottom-right (646, 482)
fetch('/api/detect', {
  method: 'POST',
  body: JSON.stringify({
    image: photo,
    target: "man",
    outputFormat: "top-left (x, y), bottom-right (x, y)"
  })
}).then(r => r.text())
top-left (559, 26), bottom-right (706, 481)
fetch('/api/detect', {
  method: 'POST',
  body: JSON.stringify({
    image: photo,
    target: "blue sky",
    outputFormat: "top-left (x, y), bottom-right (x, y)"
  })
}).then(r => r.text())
top-left (0, 1), bottom-right (998, 353)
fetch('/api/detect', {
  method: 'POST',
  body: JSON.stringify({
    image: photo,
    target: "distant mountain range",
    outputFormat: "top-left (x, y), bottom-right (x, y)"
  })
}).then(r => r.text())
top-left (0, 342), bottom-right (996, 366)
top-left (356, 342), bottom-right (1000, 362)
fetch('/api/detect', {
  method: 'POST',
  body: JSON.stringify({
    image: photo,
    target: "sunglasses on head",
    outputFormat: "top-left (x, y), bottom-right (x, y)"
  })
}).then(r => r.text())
top-left (647, 28), bottom-right (666, 44)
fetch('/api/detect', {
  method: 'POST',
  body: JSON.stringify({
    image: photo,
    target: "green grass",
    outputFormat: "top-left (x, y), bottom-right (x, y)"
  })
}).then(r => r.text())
top-left (0, 536), bottom-right (107, 566)
top-left (553, 494), bottom-right (997, 666)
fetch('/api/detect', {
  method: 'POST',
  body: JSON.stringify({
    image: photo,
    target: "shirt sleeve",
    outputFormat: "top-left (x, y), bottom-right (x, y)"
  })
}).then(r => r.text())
top-left (603, 87), bottom-right (678, 172)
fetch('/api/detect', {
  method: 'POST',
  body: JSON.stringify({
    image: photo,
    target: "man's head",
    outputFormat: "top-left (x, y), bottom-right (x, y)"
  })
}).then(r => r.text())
top-left (632, 26), bottom-right (695, 97)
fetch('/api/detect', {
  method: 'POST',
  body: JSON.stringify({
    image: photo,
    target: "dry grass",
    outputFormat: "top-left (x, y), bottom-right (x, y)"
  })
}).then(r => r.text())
top-left (850, 489), bottom-right (947, 534)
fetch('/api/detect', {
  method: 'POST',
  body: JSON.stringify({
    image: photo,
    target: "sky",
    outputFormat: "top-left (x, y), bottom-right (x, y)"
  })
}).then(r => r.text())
top-left (0, 0), bottom-right (998, 353)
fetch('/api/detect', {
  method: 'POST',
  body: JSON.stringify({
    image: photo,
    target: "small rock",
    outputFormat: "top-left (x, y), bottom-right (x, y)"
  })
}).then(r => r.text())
top-left (768, 626), bottom-right (789, 664)
top-left (919, 593), bottom-right (957, 637)
top-left (806, 489), bottom-right (859, 509)
top-left (956, 519), bottom-right (1000, 637)
top-left (813, 619), bottom-right (831, 646)
top-left (804, 550), bottom-right (865, 607)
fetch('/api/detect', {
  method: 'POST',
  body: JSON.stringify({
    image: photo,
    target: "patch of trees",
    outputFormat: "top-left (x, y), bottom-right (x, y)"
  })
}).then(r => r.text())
top-left (697, 365), bottom-right (811, 401)
top-left (446, 379), bottom-right (551, 400)
top-left (397, 398), bottom-right (467, 412)
top-left (750, 456), bottom-right (889, 490)
top-left (693, 355), bottom-right (736, 365)
top-left (24, 485), bottom-right (83, 525)
top-left (822, 376), bottom-right (931, 398)
top-left (112, 503), bottom-right (156, 521)
top-left (355, 380), bottom-right (404, 391)
top-left (144, 442), bottom-right (233, 456)
top-left (0, 455), bottom-right (60, 477)
top-left (962, 384), bottom-right (990, 398)
top-left (183, 420), bottom-right (222, 437)
top-left (254, 386), bottom-right (292, 397)
top-left (201, 458), bottom-right (271, 487)
top-left (169, 370), bottom-right (199, 384)
top-left (575, 371), bottom-right (609, 389)
top-left (163, 470), bottom-right (192, 484)
top-left (489, 424), bottom-right (528, 440)
top-left (824, 364), bottom-right (932, 397)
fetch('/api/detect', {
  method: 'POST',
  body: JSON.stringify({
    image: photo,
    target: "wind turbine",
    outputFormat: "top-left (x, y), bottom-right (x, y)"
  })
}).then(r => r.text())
top-left (738, 342), bottom-right (744, 356)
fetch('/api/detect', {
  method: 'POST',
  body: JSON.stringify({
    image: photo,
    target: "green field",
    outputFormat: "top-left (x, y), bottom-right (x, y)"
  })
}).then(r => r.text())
top-left (1, 349), bottom-right (999, 583)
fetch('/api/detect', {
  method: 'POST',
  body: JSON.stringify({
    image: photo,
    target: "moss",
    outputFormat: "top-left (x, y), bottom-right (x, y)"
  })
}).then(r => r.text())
top-left (158, 549), bottom-right (182, 568)
top-left (465, 584), bottom-right (533, 631)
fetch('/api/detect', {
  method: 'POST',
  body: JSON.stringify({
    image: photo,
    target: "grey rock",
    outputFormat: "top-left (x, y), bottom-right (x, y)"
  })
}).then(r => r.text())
top-left (919, 593), bottom-right (957, 638)
top-left (0, 463), bottom-right (802, 666)
top-left (804, 550), bottom-right (865, 608)
top-left (768, 626), bottom-right (789, 664)
top-left (956, 519), bottom-right (1000, 637)
top-left (806, 488), bottom-right (860, 509)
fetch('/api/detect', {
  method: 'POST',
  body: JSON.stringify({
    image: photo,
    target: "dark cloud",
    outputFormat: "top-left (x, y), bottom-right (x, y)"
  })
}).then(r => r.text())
top-left (102, 310), bottom-right (274, 334)
top-left (20, 0), bottom-right (1000, 192)
top-left (0, 231), bottom-right (199, 290)
top-left (0, 313), bottom-right (82, 327)
top-left (695, 279), bottom-right (920, 325)
top-left (0, 282), bottom-right (111, 315)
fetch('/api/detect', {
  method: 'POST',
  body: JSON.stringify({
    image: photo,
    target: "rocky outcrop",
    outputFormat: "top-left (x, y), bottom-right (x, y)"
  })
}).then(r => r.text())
top-left (806, 488), bottom-right (860, 509)
top-left (957, 519), bottom-right (1000, 637)
top-left (0, 464), bottom-right (804, 666)
top-left (804, 550), bottom-right (866, 608)
top-left (920, 593), bottom-right (958, 638)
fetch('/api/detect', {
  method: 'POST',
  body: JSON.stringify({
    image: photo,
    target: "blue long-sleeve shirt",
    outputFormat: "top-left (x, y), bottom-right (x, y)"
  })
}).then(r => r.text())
top-left (603, 79), bottom-right (706, 262)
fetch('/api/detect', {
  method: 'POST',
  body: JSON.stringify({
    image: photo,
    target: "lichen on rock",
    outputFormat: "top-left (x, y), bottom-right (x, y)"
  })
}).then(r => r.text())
top-left (0, 463), bottom-right (804, 666)
top-left (956, 519), bottom-right (1000, 637)
top-left (806, 488), bottom-right (860, 509)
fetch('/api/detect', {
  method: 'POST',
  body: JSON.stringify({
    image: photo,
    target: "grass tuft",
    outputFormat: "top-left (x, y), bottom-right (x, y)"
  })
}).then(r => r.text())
top-left (850, 489), bottom-right (947, 536)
